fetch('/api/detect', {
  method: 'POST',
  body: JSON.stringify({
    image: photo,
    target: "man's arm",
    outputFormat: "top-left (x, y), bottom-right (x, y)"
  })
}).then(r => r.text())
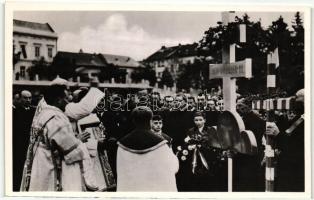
top-left (46, 116), bottom-right (90, 164)
top-left (65, 88), bottom-right (105, 121)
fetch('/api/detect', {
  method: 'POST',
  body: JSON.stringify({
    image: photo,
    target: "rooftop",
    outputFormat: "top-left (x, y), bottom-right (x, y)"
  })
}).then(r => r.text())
top-left (13, 19), bottom-right (58, 38)
top-left (101, 54), bottom-right (141, 68)
top-left (145, 43), bottom-right (199, 62)
top-left (53, 50), bottom-right (142, 69)
top-left (54, 51), bottom-right (106, 68)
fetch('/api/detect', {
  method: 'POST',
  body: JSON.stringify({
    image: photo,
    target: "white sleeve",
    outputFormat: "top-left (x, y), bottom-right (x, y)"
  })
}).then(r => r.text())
top-left (65, 88), bottom-right (105, 121)
top-left (85, 139), bottom-right (98, 157)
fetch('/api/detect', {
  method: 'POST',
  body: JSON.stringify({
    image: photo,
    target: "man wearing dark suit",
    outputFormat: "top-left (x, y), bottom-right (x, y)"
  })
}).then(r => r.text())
top-left (266, 89), bottom-right (305, 191)
top-left (13, 90), bottom-right (36, 191)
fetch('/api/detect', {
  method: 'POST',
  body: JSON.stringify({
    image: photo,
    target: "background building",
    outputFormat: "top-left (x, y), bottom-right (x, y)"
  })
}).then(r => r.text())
top-left (144, 43), bottom-right (199, 82)
top-left (13, 19), bottom-right (58, 80)
top-left (52, 50), bottom-right (142, 84)
top-left (52, 50), bottom-right (107, 82)
top-left (101, 53), bottom-right (142, 83)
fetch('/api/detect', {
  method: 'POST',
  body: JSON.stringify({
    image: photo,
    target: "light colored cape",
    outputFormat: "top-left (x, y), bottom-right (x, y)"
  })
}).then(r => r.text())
top-left (116, 142), bottom-right (179, 191)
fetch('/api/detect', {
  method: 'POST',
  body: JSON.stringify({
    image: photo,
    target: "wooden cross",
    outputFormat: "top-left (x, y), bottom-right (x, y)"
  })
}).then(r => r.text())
top-left (209, 11), bottom-right (252, 192)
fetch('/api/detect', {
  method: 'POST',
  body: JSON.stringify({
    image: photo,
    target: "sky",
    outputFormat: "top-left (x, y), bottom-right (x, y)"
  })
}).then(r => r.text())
top-left (14, 11), bottom-right (303, 61)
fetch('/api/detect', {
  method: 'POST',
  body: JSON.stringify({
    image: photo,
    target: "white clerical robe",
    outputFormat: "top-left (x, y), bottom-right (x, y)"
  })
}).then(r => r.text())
top-left (78, 114), bottom-right (116, 191)
top-left (28, 105), bottom-right (90, 191)
top-left (116, 143), bottom-right (179, 191)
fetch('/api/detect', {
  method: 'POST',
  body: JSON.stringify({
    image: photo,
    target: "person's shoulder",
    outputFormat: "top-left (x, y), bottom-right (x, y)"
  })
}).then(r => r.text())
top-left (118, 129), bottom-right (166, 153)
top-left (39, 107), bottom-right (68, 125)
top-left (203, 126), bottom-right (212, 132)
top-left (14, 104), bottom-right (24, 111)
top-left (29, 105), bottom-right (37, 113)
top-left (188, 127), bottom-right (195, 131)
top-left (161, 133), bottom-right (172, 142)
top-left (187, 127), bottom-right (196, 134)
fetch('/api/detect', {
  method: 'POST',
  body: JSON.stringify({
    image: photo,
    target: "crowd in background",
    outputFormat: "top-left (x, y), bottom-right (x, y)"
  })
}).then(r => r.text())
top-left (12, 84), bottom-right (304, 192)
top-left (13, 86), bottom-right (298, 122)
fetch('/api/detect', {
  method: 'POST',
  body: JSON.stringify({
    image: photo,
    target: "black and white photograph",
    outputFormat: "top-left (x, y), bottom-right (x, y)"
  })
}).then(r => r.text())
top-left (4, 2), bottom-right (311, 198)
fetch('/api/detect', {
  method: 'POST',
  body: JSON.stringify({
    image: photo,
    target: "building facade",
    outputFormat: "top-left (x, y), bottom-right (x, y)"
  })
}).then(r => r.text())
top-left (144, 43), bottom-right (199, 82)
top-left (52, 50), bottom-right (142, 84)
top-left (101, 54), bottom-right (142, 83)
top-left (13, 19), bottom-right (58, 80)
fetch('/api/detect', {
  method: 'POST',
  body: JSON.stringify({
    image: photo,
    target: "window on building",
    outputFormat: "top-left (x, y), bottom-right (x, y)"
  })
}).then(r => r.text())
top-left (20, 66), bottom-right (25, 77)
top-left (48, 47), bottom-right (53, 58)
top-left (35, 46), bottom-right (40, 57)
top-left (20, 44), bottom-right (27, 58)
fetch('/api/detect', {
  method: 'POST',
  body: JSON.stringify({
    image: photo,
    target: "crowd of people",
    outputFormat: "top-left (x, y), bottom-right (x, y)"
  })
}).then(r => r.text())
top-left (12, 78), bottom-right (305, 192)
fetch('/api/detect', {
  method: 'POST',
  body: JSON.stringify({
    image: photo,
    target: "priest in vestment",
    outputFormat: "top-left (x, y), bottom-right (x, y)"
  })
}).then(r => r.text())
top-left (116, 106), bottom-right (178, 191)
top-left (20, 83), bottom-right (97, 191)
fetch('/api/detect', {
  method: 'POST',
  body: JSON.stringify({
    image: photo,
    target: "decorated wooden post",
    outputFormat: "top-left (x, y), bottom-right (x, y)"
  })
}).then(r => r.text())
top-left (209, 11), bottom-right (254, 192)
top-left (265, 48), bottom-right (279, 191)
top-left (251, 48), bottom-right (283, 192)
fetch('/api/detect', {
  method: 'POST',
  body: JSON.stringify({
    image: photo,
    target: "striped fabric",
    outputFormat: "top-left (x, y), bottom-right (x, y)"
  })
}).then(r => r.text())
top-left (252, 97), bottom-right (294, 111)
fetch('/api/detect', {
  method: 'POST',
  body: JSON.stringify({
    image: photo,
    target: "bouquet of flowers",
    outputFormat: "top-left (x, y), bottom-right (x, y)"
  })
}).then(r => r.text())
top-left (176, 134), bottom-right (217, 174)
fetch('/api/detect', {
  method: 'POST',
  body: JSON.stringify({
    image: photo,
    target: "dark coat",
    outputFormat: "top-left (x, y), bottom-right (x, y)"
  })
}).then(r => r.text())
top-left (176, 126), bottom-right (228, 192)
top-left (12, 105), bottom-right (36, 191)
top-left (161, 132), bottom-right (173, 146)
top-left (275, 115), bottom-right (304, 192)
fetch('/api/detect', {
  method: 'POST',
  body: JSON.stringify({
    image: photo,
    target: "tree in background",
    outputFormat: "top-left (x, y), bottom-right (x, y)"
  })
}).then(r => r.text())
top-left (51, 56), bottom-right (76, 81)
top-left (290, 12), bottom-right (304, 92)
top-left (196, 12), bottom-right (304, 95)
top-left (177, 58), bottom-right (212, 91)
top-left (131, 65), bottom-right (157, 86)
top-left (160, 68), bottom-right (174, 88)
top-left (267, 15), bottom-right (304, 94)
top-left (28, 57), bottom-right (56, 80)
